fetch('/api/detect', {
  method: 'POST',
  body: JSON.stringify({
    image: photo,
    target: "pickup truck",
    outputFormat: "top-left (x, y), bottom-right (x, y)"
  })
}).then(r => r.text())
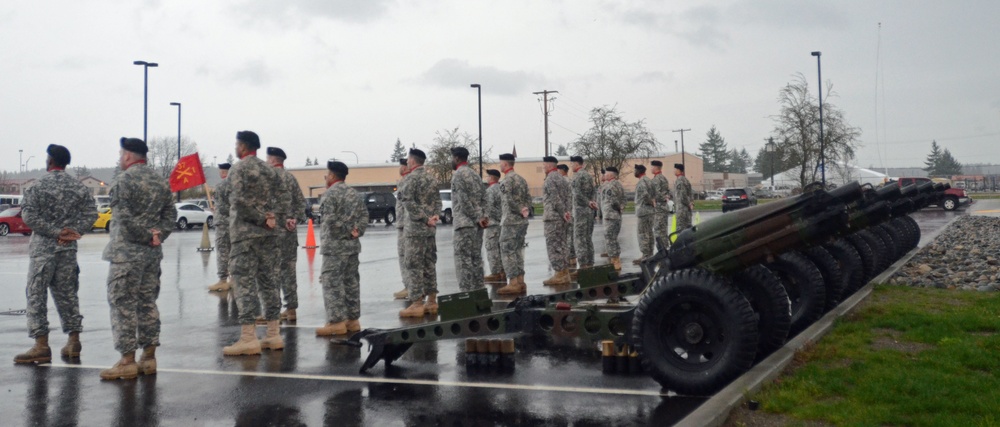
top-left (895, 177), bottom-right (972, 211)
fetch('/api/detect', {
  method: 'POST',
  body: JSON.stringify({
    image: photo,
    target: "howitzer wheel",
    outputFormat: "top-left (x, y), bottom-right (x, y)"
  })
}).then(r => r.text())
top-left (822, 240), bottom-right (865, 298)
top-left (844, 234), bottom-right (877, 285)
top-left (890, 217), bottom-right (918, 252)
top-left (765, 251), bottom-right (826, 337)
top-left (900, 216), bottom-right (921, 249)
top-left (858, 230), bottom-right (891, 274)
top-left (870, 225), bottom-right (902, 265)
top-left (733, 265), bottom-right (791, 361)
top-left (803, 246), bottom-right (847, 313)
top-left (879, 223), bottom-right (910, 262)
top-left (632, 269), bottom-right (758, 396)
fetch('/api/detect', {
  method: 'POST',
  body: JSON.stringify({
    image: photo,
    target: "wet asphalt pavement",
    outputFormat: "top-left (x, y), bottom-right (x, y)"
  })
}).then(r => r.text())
top-left (0, 206), bottom-right (969, 426)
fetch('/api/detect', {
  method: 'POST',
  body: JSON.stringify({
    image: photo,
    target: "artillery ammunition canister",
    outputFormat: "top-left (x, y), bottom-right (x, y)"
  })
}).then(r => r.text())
top-left (601, 341), bottom-right (616, 374)
top-left (629, 349), bottom-right (641, 374)
top-left (465, 339), bottom-right (477, 367)
top-left (488, 339), bottom-right (502, 367)
top-left (500, 338), bottom-right (516, 370)
top-left (616, 344), bottom-right (628, 374)
top-left (476, 339), bottom-right (490, 366)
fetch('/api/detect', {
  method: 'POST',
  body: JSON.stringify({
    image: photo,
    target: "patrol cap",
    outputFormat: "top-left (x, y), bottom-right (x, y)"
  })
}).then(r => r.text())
top-left (266, 147), bottom-right (287, 160)
top-left (218, 163), bottom-right (232, 170)
top-left (570, 155), bottom-right (584, 163)
top-left (409, 148), bottom-right (426, 161)
top-left (450, 146), bottom-right (469, 158)
top-left (236, 131), bottom-right (261, 150)
top-left (46, 144), bottom-right (71, 167)
top-left (486, 169), bottom-right (501, 178)
top-left (634, 164), bottom-right (646, 173)
top-left (498, 153), bottom-right (515, 161)
top-left (650, 160), bottom-right (663, 167)
top-left (327, 160), bottom-right (349, 176)
top-left (542, 156), bottom-right (558, 163)
top-left (557, 164), bottom-right (569, 172)
top-left (605, 166), bottom-right (619, 174)
top-left (120, 137), bottom-right (148, 155)
top-left (398, 158), bottom-right (408, 166)
top-left (674, 163), bottom-right (685, 172)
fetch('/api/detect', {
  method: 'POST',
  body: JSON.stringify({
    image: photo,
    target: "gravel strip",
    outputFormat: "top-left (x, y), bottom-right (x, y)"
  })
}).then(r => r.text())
top-left (888, 215), bottom-right (1000, 291)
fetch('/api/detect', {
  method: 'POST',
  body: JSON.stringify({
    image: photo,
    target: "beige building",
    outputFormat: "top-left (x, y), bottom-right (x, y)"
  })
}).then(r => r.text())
top-left (287, 152), bottom-right (705, 198)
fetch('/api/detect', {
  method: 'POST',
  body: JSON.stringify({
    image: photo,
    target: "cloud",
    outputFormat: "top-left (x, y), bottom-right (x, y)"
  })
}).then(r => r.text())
top-left (228, 59), bottom-right (277, 87)
top-left (418, 59), bottom-right (544, 96)
top-left (632, 71), bottom-right (673, 84)
top-left (609, 3), bottom-right (730, 50)
top-left (730, 0), bottom-right (849, 29)
top-left (234, 0), bottom-right (394, 26)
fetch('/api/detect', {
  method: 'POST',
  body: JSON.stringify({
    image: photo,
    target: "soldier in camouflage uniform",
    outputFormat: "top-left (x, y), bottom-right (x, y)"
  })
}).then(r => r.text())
top-left (570, 156), bottom-right (598, 268)
top-left (393, 158), bottom-right (411, 299)
top-left (266, 147), bottom-right (307, 321)
top-left (209, 163), bottom-right (233, 292)
top-left (497, 153), bottom-right (532, 295)
top-left (650, 160), bottom-right (672, 249)
top-left (398, 148), bottom-right (442, 318)
top-left (557, 164), bottom-right (576, 268)
top-left (600, 167), bottom-right (626, 271)
top-left (99, 138), bottom-right (177, 380)
top-left (450, 147), bottom-right (488, 292)
top-left (633, 164), bottom-right (655, 264)
top-left (674, 163), bottom-right (694, 231)
top-left (315, 161), bottom-right (369, 336)
top-left (223, 131), bottom-right (291, 357)
top-left (541, 157), bottom-right (572, 286)
top-left (14, 145), bottom-right (98, 365)
top-left (482, 169), bottom-right (505, 283)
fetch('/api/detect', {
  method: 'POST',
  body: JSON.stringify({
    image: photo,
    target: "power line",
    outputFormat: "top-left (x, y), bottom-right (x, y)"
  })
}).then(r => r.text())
top-left (533, 89), bottom-right (559, 156)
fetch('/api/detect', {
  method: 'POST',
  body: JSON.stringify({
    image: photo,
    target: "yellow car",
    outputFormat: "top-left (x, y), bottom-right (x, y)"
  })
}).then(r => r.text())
top-left (93, 208), bottom-right (112, 231)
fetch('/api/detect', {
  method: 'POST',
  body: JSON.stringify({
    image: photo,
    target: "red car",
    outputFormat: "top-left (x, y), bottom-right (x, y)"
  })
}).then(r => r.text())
top-left (0, 207), bottom-right (32, 236)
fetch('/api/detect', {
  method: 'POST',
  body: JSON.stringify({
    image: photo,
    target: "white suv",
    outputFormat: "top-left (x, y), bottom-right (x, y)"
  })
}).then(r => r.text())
top-left (175, 202), bottom-right (214, 229)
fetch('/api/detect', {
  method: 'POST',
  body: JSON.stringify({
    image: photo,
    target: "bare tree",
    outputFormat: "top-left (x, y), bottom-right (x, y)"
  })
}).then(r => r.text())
top-left (147, 136), bottom-right (198, 179)
top-left (426, 127), bottom-right (491, 187)
top-left (569, 105), bottom-right (660, 183)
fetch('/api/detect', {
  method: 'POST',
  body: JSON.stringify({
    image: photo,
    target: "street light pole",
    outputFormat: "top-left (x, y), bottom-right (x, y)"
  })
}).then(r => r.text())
top-left (19, 149), bottom-right (23, 173)
top-left (811, 51), bottom-right (825, 187)
top-left (170, 102), bottom-right (182, 202)
top-left (133, 60), bottom-right (159, 143)
top-left (25, 156), bottom-right (35, 172)
top-left (341, 151), bottom-right (359, 164)
top-left (766, 137), bottom-right (776, 188)
top-left (471, 84), bottom-right (482, 177)
top-left (672, 129), bottom-right (691, 168)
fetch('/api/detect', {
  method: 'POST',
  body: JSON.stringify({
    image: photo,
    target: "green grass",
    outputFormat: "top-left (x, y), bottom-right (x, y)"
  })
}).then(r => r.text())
top-left (970, 193), bottom-right (1000, 200)
top-left (745, 285), bottom-right (1000, 426)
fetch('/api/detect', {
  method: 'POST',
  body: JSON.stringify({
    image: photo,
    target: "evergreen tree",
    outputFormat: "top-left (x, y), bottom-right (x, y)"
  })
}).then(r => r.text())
top-left (698, 125), bottom-right (730, 172)
top-left (73, 165), bottom-right (91, 179)
top-left (923, 140), bottom-right (942, 175)
top-left (305, 158), bottom-right (312, 166)
top-left (554, 144), bottom-right (569, 156)
top-left (728, 148), bottom-right (752, 173)
top-left (226, 154), bottom-right (235, 164)
top-left (937, 148), bottom-right (963, 176)
top-left (390, 138), bottom-right (407, 162)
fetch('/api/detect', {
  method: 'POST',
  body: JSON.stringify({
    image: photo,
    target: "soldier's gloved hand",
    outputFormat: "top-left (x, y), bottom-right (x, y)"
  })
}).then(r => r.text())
top-left (520, 207), bottom-right (529, 218)
top-left (285, 218), bottom-right (296, 231)
top-left (264, 213), bottom-right (277, 230)
top-left (150, 229), bottom-right (162, 247)
top-left (427, 215), bottom-right (440, 227)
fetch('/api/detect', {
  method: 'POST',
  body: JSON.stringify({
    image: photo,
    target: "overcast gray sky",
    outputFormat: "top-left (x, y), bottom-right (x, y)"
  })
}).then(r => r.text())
top-left (2, 0), bottom-right (998, 172)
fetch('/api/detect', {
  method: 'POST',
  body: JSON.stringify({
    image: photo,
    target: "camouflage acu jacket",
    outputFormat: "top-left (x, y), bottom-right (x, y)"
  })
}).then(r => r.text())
top-left (394, 173), bottom-right (410, 230)
top-left (450, 164), bottom-right (485, 230)
top-left (652, 173), bottom-right (672, 213)
top-left (601, 180), bottom-right (626, 221)
top-left (399, 166), bottom-right (441, 238)
top-left (634, 175), bottom-right (655, 217)
top-left (571, 169), bottom-right (596, 213)
top-left (484, 183), bottom-right (502, 228)
top-left (214, 178), bottom-right (232, 226)
top-left (675, 175), bottom-right (693, 207)
top-left (228, 155), bottom-right (290, 243)
top-left (102, 163), bottom-right (176, 263)
top-left (542, 169), bottom-right (570, 221)
top-left (276, 167), bottom-right (307, 234)
top-left (499, 170), bottom-right (530, 226)
top-left (21, 170), bottom-right (98, 256)
top-left (320, 182), bottom-right (368, 255)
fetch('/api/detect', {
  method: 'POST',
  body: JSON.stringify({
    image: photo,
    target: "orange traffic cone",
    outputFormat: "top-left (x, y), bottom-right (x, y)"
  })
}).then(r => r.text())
top-left (303, 218), bottom-right (318, 249)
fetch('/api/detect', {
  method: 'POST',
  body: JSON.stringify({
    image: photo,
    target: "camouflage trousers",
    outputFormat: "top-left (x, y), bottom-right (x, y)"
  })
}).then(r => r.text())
top-left (454, 227), bottom-right (484, 291)
top-left (397, 228), bottom-right (411, 289)
top-left (500, 223), bottom-right (528, 277)
top-left (544, 220), bottom-right (569, 271)
top-left (484, 226), bottom-right (503, 276)
top-left (604, 219), bottom-right (622, 257)
top-left (106, 258), bottom-right (162, 354)
top-left (676, 207), bottom-right (693, 231)
top-left (231, 237), bottom-right (282, 324)
top-left (320, 251), bottom-right (360, 323)
top-left (26, 251), bottom-right (83, 338)
top-left (404, 235), bottom-right (438, 302)
top-left (574, 211), bottom-right (596, 266)
top-left (653, 211), bottom-right (670, 249)
top-left (215, 224), bottom-right (231, 279)
top-left (277, 232), bottom-right (299, 309)
top-left (637, 214), bottom-right (654, 258)
top-left (566, 221), bottom-right (575, 259)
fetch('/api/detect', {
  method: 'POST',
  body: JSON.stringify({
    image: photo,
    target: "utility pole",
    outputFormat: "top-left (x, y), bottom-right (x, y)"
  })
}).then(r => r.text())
top-left (672, 128), bottom-right (691, 168)
top-left (533, 89), bottom-right (558, 156)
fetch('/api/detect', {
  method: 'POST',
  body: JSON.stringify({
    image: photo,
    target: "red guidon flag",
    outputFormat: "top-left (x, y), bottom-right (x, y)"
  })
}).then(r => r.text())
top-left (169, 153), bottom-right (207, 192)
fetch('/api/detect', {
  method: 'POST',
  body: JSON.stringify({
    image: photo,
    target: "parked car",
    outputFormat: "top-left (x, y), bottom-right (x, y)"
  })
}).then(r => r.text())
top-left (183, 198), bottom-right (212, 211)
top-left (440, 190), bottom-right (453, 224)
top-left (94, 195), bottom-right (111, 210)
top-left (706, 190), bottom-right (724, 201)
top-left (175, 202), bottom-right (214, 229)
top-left (305, 197), bottom-right (321, 222)
top-left (93, 208), bottom-right (112, 231)
top-left (0, 207), bottom-right (32, 236)
top-left (895, 177), bottom-right (972, 211)
top-left (363, 191), bottom-right (397, 226)
top-left (721, 188), bottom-right (758, 213)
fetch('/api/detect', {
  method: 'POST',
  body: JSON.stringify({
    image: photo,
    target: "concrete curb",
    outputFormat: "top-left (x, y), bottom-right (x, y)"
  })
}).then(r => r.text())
top-left (676, 216), bottom-right (961, 427)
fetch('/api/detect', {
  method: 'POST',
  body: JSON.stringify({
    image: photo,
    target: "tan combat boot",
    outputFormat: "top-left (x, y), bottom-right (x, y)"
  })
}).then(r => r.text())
top-left (61, 332), bottom-right (81, 359)
top-left (316, 321), bottom-right (348, 336)
top-left (137, 346), bottom-right (157, 375)
top-left (425, 293), bottom-right (439, 316)
top-left (484, 272), bottom-right (507, 283)
top-left (399, 300), bottom-right (426, 318)
top-left (632, 257), bottom-right (645, 265)
top-left (208, 278), bottom-right (231, 292)
top-left (392, 288), bottom-right (409, 299)
top-left (223, 325), bottom-right (262, 356)
top-left (600, 253), bottom-right (609, 258)
top-left (100, 352), bottom-right (138, 380)
top-left (260, 320), bottom-right (284, 350)
top-left (497, 276), bottom-right (526, 295)
top-left (611, 257), bottom-right (622, 271)
top-left (569, 258), bottom-right (578, 268)
top-left (345, 319), bottom-right (362, 332)
top-left (280, 308), bottom-right (296, 322)
top-left (543, 270), bottom-right (570, 286)
top-left (14, 335), bottom-right (51, 364)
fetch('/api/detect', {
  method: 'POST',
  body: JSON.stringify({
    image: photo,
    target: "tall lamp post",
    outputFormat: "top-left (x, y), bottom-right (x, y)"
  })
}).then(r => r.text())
top-left (170, 102), bottom-right (182, 202)
top-left (811, 51), bottom-right (825, 187)
top-left (133, 61), bottom-right (158, 143)
top-left (341, 151), bottom-right (359, 164)
top-left (25, 156), bottom-right (35, 172)
top-left (19, 149), bottom-right (23, 173)
top-left (766, 138), bottom-right (777, 188)
top-left (470, 84), bottom-right (483, 177)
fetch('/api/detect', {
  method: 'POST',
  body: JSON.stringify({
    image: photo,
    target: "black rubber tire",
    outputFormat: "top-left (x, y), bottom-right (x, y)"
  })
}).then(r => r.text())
top-left (823, 240), bottom-right (865, 297)
top-left (893, 217), bottom-right (919, 251)
top-left (858, 229), bottom-right (890, 274)
top-left (206, 216), bottom-right (214, 229)
top-left (901, 215), bottom-right (921, 249)
top-left (385, 210), bottom-right (395, 226)
top-left (942, 196), bottom-right (958, 211)
top-left (879, 222), bottom-right (910, 261)
top-left (443, 209), bottom-right (453, 224)
top-left (869, 225), bottom-right (901, 265)
top-left (0, 223), bottom-right (9, 236)
top-left (764, 251), bottom-right (826, 337)
top-left (105, 220), bottom-right (111, 232)
top-left (632, 268), bottom-right (758, 396)
top-left (802, 246), bottom-right (846, 313)
top-left (177, 218), bottom-right (188, 230)
top-left (732, 265), bottom-right (791, 361)
top-left (844, 233), bottom-right (877, 284)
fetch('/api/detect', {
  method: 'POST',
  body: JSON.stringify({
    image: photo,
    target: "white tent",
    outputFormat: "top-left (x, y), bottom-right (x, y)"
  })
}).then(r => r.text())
top-left (769, 162), bottom-right (888, 189)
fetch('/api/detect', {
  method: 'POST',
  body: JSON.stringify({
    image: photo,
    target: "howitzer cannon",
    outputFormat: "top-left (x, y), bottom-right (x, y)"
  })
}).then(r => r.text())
top-left (346, 181), bottom-right (931, 395)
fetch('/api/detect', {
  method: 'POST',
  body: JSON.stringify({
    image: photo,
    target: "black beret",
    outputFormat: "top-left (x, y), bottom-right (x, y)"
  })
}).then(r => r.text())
top-left (605, 166), bottom-right (619, 174)
top-left (499, 153), bottom-right (515, 161)
top-left (218, 163), bottom-right (232, 170)
top-left (542, 156), bottom-right (558, 163)
top-left (327, 160), bottom-right (349, 176)
top-left (266, 147), bottom-right (287, 160)
top-left (634, 164), bottom-right (646, 172)
top-left (120, 137), bottom-right (148, 155)
top-left (236, 131), bottom-right (261, 150)
top-left (409, 148), bottom-right (426, 160)
top-left (570, 156), bottom-right (584, 163)
top-left (46, 144), bottom-right (71, 166)
top-left (398, 158), bottom-right (409, 166)
top-left (650, 160), bottom-right (663, 167)
top-left (486, 169), bottom-right (501, 178)
top-left (674, 163), bottom-right (685, 172)
top-left (556, 164), bottom-right (569, 172)
top-left (451, 147), bottom-right (470, 158)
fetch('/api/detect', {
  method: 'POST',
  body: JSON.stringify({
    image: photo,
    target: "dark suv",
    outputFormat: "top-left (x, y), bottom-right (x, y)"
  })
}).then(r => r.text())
top-left (363, 192), bottom-right (397, 225)
top-left (721, 188), bottom-right (757, 213)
